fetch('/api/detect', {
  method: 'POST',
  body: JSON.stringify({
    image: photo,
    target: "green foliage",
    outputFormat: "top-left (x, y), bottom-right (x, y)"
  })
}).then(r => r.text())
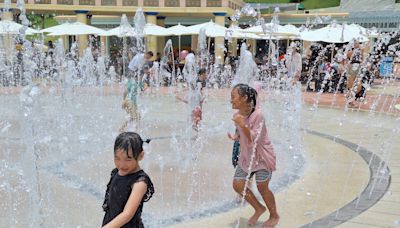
top-left (302, 0), bottom-right (339, 9)
top-left (26, 14), bottom-right (59, 43)
top-left (27, 14), bottom-right (58, 30)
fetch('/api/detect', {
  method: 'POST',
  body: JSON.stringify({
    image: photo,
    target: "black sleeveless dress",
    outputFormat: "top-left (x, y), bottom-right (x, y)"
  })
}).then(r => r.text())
top-left (102, 168), bottom-right (154, 228)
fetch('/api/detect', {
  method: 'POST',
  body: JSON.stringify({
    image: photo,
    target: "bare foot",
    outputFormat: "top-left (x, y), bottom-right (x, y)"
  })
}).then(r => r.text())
top-left (262, 216), bottom-right (280, 227)
top-left (248, 206), bottom-right (266, 226)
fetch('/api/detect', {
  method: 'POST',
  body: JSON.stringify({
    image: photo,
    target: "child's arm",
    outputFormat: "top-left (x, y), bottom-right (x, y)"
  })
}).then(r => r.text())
top-left (227, 132), bottom-right (239, 141)
top-left (232, 114), bottom-right (252, 142)
top-left (102, 182), bottom-right (148, 228)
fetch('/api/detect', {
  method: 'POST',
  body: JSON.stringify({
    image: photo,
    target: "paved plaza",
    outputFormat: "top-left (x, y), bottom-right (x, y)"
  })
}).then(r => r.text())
top-left (0, 83), bottom-right (399, 227)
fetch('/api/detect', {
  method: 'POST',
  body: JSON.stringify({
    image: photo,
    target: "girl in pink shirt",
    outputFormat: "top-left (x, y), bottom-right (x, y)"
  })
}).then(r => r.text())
top-left (228, 83), bottom-right (279, 227)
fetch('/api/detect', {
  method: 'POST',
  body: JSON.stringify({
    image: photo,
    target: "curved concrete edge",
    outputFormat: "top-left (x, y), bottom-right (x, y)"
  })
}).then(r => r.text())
top-left (301, 130), bottom-right (392, 228)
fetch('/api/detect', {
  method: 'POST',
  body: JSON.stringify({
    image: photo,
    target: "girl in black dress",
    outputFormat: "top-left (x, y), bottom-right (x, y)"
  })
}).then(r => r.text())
top-left (102, 132), bottom-right (154, 228)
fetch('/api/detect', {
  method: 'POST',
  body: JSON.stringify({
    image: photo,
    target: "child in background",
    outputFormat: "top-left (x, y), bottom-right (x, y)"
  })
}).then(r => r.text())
top-left (176, 68), bottom-right (207, 131)
top-left (120, 75), bottom-right (144, 132)
top-left (228, 83), bottom-right (279, 227)
top-left (102, 132), bottom-right (154, 228)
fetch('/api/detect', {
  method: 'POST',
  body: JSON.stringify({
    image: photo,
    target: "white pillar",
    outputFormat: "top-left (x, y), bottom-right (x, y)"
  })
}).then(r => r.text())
top-left (75, 10), bottom-right (90, 57)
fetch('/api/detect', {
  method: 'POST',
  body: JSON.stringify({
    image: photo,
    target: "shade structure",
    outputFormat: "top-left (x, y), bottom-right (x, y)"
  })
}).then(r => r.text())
top-left (42, 22), bottom-right (105, 36)
top-left (243, 23), bottom-right (298, 36)
top-left (144, 23), bottom-right (172, 36)
top-left (300, 23), bottom-right (373, 43)
top-left (226, 26), bottom-right (260, 39)
top-left (0, 20), bottom-right (40, 35)
top-left (186, 20), bottom-right (227, 37)
top-left (101, 14), bottom-right (135, 37)
top-left (101, 25), bottom-right (135, 37)
top-left (165, 23), bottom-right (192, 36)
top-left (283, 24), bottom-right (301, 36)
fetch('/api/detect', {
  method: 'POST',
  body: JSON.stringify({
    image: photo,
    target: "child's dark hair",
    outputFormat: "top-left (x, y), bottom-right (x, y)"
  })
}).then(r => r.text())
top-left (198, 68), bottom-right (206, 75)
top-left (114, 132), bottom-right (151, 159)
top-left (233, 83), bottom-right (257, 111)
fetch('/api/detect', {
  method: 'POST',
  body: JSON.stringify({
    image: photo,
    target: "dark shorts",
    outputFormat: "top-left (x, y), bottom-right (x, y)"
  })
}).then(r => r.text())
top-left (234, 165), bottom-right (272, 183)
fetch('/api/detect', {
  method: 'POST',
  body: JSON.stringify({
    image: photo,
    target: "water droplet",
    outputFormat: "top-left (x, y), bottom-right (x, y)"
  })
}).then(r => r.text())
top-left (304, 211), bottom-right (315, 216)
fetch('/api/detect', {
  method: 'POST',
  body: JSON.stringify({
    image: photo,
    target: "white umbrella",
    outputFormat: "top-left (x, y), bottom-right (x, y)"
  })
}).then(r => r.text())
top-left (101, 14), bottom-right (135, 37)
top-left (347, 23), bottom-right (379, 38)
top-left (300, 23), bottom-right (370, 43)
top-left (283, 24), bottom-right (301, 36)
top-left (166, 23), bottom-right (191, 36)
top-left (0, 20), bottom-right (40, 35)
top-left (165, 23), bottom-right (192, 59)
top-left (186, 20), bottom-right (227, 37)
top-left (101, 26), bottom-right (135, 37)
top-left (43, 22), bottom-right (105, 36)
top-left (243, 23), bottom-right (297, 36)
top-left (102, 23), bottom-right (172, 37)
top-left (226, 26), bottom-right (260, 39)
top-left (144, 23), bottom-right (172, 36)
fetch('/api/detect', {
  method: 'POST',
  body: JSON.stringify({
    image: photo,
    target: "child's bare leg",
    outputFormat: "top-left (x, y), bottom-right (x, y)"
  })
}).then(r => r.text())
top-left (257, 180), bottom-right (279, 227)
top-left (233, 180), bottom-right (266, 225)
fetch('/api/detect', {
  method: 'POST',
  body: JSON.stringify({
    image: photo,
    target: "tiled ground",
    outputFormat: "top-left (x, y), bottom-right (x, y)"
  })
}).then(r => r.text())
top-left (0, 82), bottom-right (399, 227)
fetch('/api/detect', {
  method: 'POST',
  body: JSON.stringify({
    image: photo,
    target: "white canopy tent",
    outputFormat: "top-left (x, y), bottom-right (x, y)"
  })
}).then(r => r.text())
top-left (282, 24), bottom-right (301, 37)
top-left (100, 26), bottom-right (134, 37)
top-left (300, 23), bottom-right (374, 43)
top-left (143, 23), bottom-right (172, 36)
top-left (42, 22), bottom-right (105, 36)
top-left (186, 20), bottom-right (227, 37)
top-left (102, 23), bottom-right (172, 37)
top-left (100, 14), bottom-right (134, 37)
top-left (0, 20), bottom-right (40, 35)
top-left (243, 23), bottom-right (299, 37)
top-left (226, 26), bottom-right (260, 39)
top-left (165, 23), bottom-right (192, 58)
top-left (166, 23), bottom-right (191, 36)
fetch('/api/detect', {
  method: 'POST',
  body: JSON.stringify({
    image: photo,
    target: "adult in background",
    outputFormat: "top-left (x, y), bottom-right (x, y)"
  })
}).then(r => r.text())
top-left (285, 43), bottom-right (302, 81)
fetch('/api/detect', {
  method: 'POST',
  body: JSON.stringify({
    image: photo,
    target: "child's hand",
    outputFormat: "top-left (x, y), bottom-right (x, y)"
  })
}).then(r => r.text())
top-left (227, 132), bottom-right (239, 141)
top-left (232, 114), bottom-right (246, 128)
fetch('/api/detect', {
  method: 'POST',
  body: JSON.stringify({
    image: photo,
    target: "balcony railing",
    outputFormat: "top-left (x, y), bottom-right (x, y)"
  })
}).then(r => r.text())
top-left (122, 0), bottom-right (137, 6)
top-left (143, 0), bottom-right (158, 6)
top-left (33, 0), bottom-right (51, 4)
top-left (1, 0), bottom-right (28, 3)
top-left (79, 0), bottom-right (95, 5)
top-left (101, 0), bottom-right (116, 5)
top-left (207, 0), bottom-right (221, 7)
top-left (186, 0), bottom-right (200, 7)
top-left (57, 0), bottom-right (73, 4)
top-left (165, 0), bottom-right (179, 7)
top-left (5, 0), bottom-right (243, 9)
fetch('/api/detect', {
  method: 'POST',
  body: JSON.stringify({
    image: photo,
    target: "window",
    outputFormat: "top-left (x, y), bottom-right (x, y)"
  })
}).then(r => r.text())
top-left (165, 0), bottom-right (179, 7)
top-left (34, 0), bottom-right (51, 3)
top-left (79, 0), bottom-right (95, 5)
top-left (207, 0), bottom-right (221, 7)
top-left (122, 0), bottom-right (137, 5)
top-left (185, 0), bottom-right (200, 7)
top-left (143, 0), bottom-right (158, 6)
top-left (101, 0), bottom-right (116, 5)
